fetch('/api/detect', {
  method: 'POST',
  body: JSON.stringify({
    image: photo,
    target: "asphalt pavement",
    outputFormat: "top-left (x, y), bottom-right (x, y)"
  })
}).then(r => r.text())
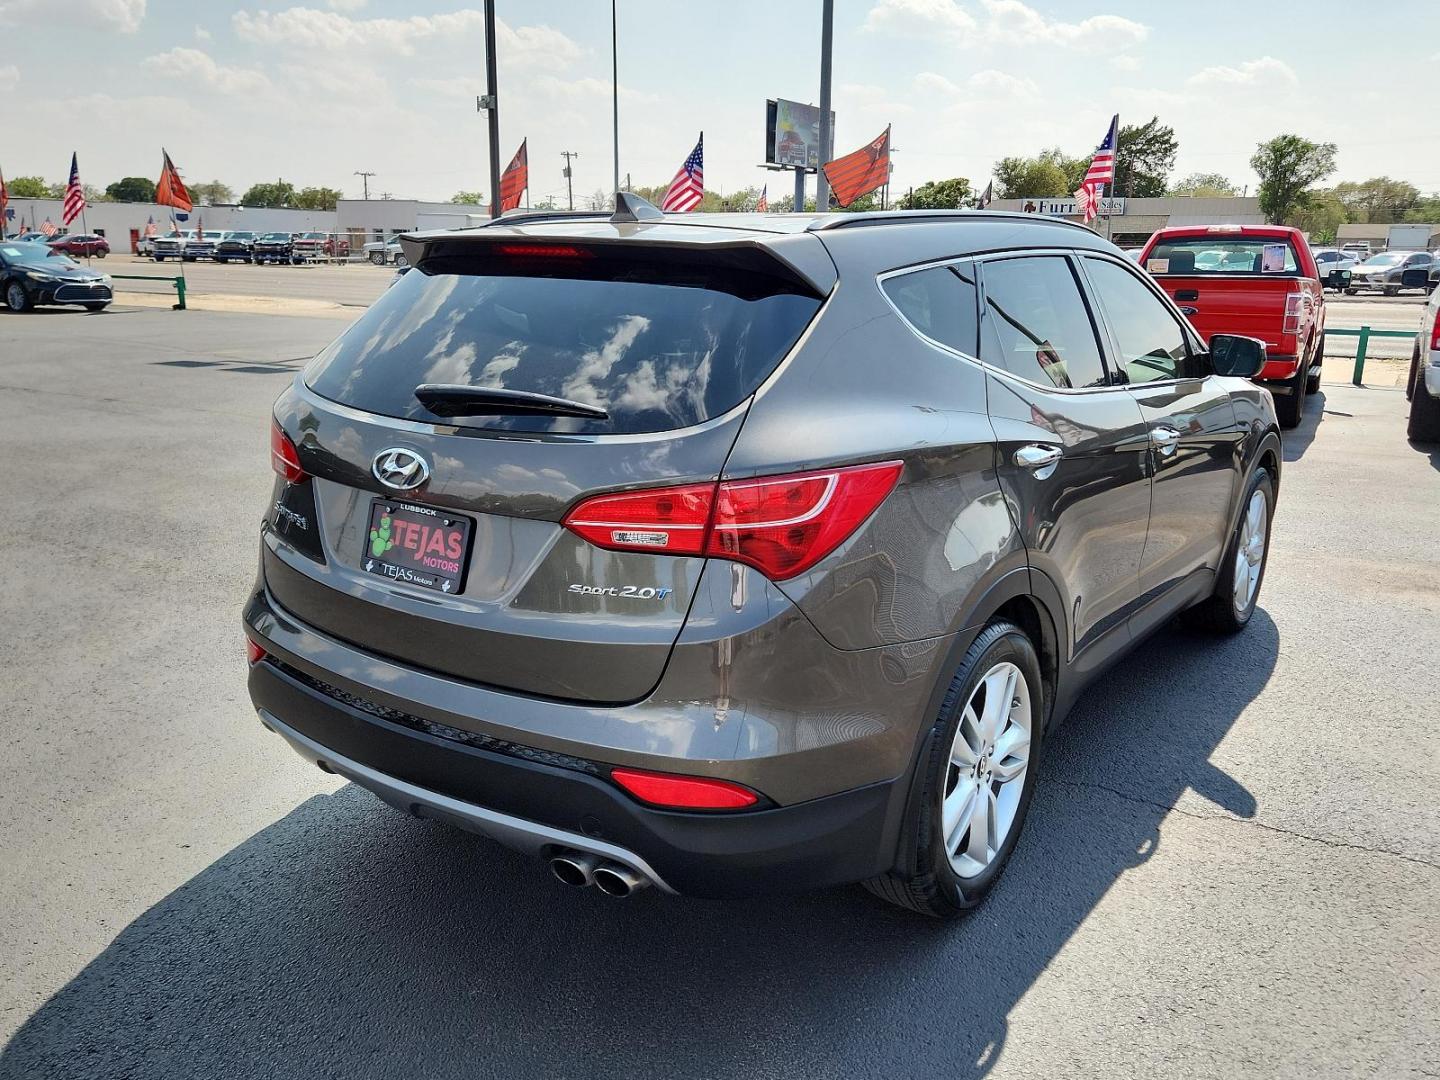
top-left (0, 305), bottom-right (1436, 1079)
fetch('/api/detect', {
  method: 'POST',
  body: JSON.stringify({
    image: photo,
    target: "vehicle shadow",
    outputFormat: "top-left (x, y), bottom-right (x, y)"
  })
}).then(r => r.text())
top-left (0, 615), bottom-right (1276, 1080)
top-left (1282, 388), bottom-right (1326, 461)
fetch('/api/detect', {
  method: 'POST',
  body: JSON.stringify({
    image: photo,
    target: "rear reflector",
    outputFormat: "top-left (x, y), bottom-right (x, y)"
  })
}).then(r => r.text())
top-left (561, 460), bottom-right (903, 580)
top-left (246, 637), bottom-right (266, 664)
top-left (270, 421), bottom-right (307, 484)
top-left (610, 767), bottom-right (760, 810)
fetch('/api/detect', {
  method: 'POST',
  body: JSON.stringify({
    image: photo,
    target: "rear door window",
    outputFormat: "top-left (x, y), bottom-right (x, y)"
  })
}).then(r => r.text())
top-left (305, 252), bottom-right (822, 435)
top-left (979, 255), bottom-right (1109, 390)
top-left (882, 264), bottom-right (979, 356)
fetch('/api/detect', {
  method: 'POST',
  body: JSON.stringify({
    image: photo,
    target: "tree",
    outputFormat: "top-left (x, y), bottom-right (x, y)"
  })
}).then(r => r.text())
top-left (6, 176), bottom-right (51, 198)
top-left (190, 180), bottom-right (234, 205)
top-left (82, 184), bottom-right (109, 203)
top-left (105, 176), bottom-right (156, 203)
top-left (898, 178), bottom-right (972, 210)
top-left (240, 180), bottom-right (297, 208)
top-left (1114, 116), bottom-right (1177, 198)
top-left (1169, 172), bottom-right (1241, 198)
top-left (293, 186), bottom-right (342, 211)
top-left (1288, 188), bottom-right (1347, 243)
top-left (450, 190), bottom-right (486, 205)
top-left (993, 148), bottom-right (1086, 198)
top-left (1332, 176), bottom-right (1421, 224)
top-left (1250, 134), bottom-right (1337, 225)
top-left (1405, 194), bottom-right (1440, 223)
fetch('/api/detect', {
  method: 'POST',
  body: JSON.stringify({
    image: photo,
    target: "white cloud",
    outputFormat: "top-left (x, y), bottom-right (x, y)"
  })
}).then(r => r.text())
top-left (967, 68), bottom-right (1040, 98)
top-left (327, 0), bottom-right (366, 9)
top-left (0, 0), bottom-right (145, 32)
top-left (865, 0), bottom-right (1145, 51)
top-left (231, 7), bottom-right (581, 67)
top-left (1110, 54), bottom-right (1140, 72)
top-left (194, 25), bottom-right (211, 41)
top-left (0, 64), bottom-right (17, 91)
top-left (1187, 55), bottom-right (1297, 88)
top-left (141, 47), bottom-right (272, 96)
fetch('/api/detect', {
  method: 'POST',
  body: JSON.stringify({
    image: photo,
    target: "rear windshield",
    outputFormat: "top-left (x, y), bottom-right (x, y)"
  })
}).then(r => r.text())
top-left (1146, 237), bottom-right (1300, 277)
top-left (304, 254), bottom-right (822, 435)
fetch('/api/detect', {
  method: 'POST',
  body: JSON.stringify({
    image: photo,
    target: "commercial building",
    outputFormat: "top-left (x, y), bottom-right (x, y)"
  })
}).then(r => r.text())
top-left (335, 199), bottom-right (488, 253)
top-left (987, 195), bottom-right (1264, 247)
top-left (3, 199), bottom-right (335, 251)
top-left (1336, 222), bottom-right (1440, 252)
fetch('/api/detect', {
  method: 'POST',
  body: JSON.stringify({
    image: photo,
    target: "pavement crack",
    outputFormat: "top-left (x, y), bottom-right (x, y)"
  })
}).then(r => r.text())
top-left (1051, 778), bottom-right (1440, 872)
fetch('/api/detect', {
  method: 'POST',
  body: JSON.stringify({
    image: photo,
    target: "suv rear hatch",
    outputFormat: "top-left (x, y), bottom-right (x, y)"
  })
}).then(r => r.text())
top-left (1143, 232), bottom-right (1306, 353)
top-left (265, 224), bottom-right (831, 704)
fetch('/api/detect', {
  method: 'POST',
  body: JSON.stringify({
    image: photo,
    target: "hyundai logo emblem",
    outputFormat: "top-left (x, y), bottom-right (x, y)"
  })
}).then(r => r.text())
top-left (372, 447), bottom-right (430, 491)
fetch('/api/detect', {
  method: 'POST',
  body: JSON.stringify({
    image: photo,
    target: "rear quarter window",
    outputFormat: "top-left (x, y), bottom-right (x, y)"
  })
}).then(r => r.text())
top-left (304, 255), bottom-right (822, 436)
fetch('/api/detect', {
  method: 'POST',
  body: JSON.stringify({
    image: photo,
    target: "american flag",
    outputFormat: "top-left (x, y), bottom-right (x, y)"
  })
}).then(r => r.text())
top-left (144, 215), bottom-right (158, 237)
top-left (62, 152), bottom-right (86, 226)
top-left (755, 185), bottom-right (768, 213)
top-left (1075, 114), bottom-right (1118, 223)
top-left (661, 134), bottom-right (703, 212)
top-left (40, 218), bottom-right (56, 236)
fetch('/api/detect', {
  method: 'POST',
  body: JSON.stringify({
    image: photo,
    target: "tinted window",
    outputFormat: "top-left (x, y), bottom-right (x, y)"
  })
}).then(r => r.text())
top-left (980, 256), bottom-right (1108, 390)
top-left (305, 258), bottom-right (821, 435)
top-left (1084, 258), bottom-right (1200, 383)
top-left (882, 264), bottom-right (978, 355)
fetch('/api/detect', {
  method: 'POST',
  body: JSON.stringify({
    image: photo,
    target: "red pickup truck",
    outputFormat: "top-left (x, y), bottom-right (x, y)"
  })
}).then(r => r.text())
top-left (1139, 225), bottom-right (1324, 427)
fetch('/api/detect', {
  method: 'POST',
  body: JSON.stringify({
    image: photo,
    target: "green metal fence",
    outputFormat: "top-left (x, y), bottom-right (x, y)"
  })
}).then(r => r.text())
top-left (108, 274), bottom-right (187, 311)
top-left (1325, 326), bottom-right (1415, 385)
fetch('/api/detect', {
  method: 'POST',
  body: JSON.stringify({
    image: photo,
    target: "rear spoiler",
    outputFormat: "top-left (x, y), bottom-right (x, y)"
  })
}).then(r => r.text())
top-left (397, 227), bottom-right (838, 297)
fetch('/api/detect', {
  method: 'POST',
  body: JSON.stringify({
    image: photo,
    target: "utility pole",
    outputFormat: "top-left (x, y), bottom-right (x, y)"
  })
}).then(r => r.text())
top-left (611, 0), bottom-right (620, 199)
top-left (353, 171), bottom-right (375, 200)
top-left (815, 0), bottom-right (835, 210)
top-left (561, 151), bottom-right (579, 210)
top-left (480, 0), bottom-right (501, 219)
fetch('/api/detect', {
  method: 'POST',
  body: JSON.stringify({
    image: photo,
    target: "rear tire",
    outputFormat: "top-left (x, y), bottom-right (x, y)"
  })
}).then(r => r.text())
top-left (1273, 363), bottom-right (1307, 428)
top-left (1408, 362), bottom-right (1440, 443)
top-left (1306, 334), bottom-right (1324, 392)
top-left (863, 621), bottom-right (1044, 919)
top-left (1184, 467), bottom-right (1274, 634)
top-left (1408, 345), bottom-right (1422, 402)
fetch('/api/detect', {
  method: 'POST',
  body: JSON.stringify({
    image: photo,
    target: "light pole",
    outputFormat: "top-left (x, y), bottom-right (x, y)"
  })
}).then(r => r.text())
top-left (481, 0), bottom-right (501, 218)
top-left (611, 0), bottom-right (620, 199)
top-left (816, 0), bottom-right (834, 210)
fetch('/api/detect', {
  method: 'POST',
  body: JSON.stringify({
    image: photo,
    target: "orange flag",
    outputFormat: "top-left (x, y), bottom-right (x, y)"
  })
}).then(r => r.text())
top-left (822, 126), bottom-right (891, 208)
top-left (499, 139), bottom-right (528, 212)
top-left (155, 149), bottom-right (193, 212)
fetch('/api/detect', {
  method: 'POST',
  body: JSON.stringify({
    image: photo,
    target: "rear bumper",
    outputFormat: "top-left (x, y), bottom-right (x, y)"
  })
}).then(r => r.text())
top-left (246, 649), bottom-right (905, 897)
top-left (1258, 353), bottom-right (1302, 385)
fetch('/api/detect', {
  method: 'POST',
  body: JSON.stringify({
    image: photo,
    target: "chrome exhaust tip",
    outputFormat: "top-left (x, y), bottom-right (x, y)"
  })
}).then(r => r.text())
top-left (550, 852), bottom-right (600, 888)
top-left (592, 863), bottom-right (649, 898)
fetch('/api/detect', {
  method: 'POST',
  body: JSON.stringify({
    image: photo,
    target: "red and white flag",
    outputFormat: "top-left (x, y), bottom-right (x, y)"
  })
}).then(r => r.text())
top-left (498, 138), bottom-right (528, 212)
top-left (661, 133), bottom-right (704, 212)
top-left (144, 215), bottom-right (158, 237)
top-left (823, 126), bottom-right (891, 208)
top-left (0, 165), bottom-right (9, 223)
top-left (1075, 114), bottom-right (1118, 224)
top-left (62, 152), bottom-right (86, 226)
top-left (755, 185), bottom-right (768, 213)
top-left (155, 149), bottom-right (194, 212)
top-left (40, 218), bottom-right (56, 236)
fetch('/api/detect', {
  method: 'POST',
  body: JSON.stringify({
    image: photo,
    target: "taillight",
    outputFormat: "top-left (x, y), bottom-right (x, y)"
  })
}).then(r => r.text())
top-left (492, 243), bottom-right (593, 259)
top-left (246, 637), bottom-right (266, 664)
top-left (1283, 292), bottom-right (1304, 336)
top-left (561, 460), bottom-right (903, 581)
top-left (610, 767), bottom-right (760, 810)
top-left (270, 421), bottom-right (307, 484)
top-left (1430, 311), bottom-right (1440, 352)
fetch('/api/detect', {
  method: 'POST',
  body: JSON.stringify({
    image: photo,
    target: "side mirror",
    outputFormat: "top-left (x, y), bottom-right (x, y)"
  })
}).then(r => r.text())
top-left (1327, 268), bottom-right (1351, 289)
top-left (1209, 334), bottom-right (1267, 379)
top-left (1401, 267), bottom-right (1430, 288)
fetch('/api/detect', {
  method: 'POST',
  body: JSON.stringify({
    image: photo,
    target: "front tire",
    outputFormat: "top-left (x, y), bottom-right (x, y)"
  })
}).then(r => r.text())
top-left (83, 302), bottom-right (110, 312)
top-left (1184, 467), bottom-right (1274, 633)
top-left (864, 621), bottom-right (1044, 918)
top-left (5, 280), bottom-right (32, 312)
top-left (370, 251), bottom-right (386, 265)
top-left (1384, 284), bottom-right (1400, 297)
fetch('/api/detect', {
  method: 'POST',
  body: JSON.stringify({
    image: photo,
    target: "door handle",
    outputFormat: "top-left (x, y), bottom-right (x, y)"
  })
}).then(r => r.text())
top-left (1014, 444), bottom-right (1063, 479)
top-left (1151, 426), bottom-right (1181, 456)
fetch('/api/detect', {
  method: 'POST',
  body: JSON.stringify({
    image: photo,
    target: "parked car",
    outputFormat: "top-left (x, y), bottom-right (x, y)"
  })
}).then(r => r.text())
top-left (46, 233), bottom-right (110, 258)
top-left (363, 234), bottom-right (406, 266)
top-left (1311, 248), bottom-right (1358, 289)
top-left (292, 231), bottom-right (350, 261)
top-left (246, 202), bottom-right (1282, 917)
top-left (152, 230), bottom-right (192, 262)
top-left (183, 230), bottom-right (224, 261)
top-left (1, 238), bottom-right (112, 312)
top-left (1140, 224), bottom-right (1325, 427)
top-left (253, 232), bottom-right (298, 264)
top-left (1405, 270), bottom-right (1440, 442)
top-left (1347, 250), bottom-right (1435, 296)
top-left (215, 231), bottom-right (258, 263)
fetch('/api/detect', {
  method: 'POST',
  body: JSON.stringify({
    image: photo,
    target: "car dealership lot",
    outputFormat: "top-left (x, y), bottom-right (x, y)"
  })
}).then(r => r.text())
top-left (1, 307), bottom-right (1437, 1078)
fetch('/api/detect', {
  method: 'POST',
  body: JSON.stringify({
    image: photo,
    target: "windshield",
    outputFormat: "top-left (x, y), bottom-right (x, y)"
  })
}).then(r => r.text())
top-left (1146, 236), bottom-right (1300, 276)
top-left (1, 244), bottom-right (78, 269)
top-left (227, 232), bottom-right (255, 240)
top-left (1360, 253), bottom-right (1402, 266)
top-left (305, 257), bottom-right (821, 436)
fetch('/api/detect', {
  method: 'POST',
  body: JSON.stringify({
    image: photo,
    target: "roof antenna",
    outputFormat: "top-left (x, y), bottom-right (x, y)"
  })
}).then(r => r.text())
top-left (611, 191), bottom-right (664, 223)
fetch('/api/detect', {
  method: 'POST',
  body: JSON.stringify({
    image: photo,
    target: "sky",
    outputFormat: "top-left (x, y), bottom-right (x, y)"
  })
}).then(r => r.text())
top-left (1, 0), bottom-right (1437, 206)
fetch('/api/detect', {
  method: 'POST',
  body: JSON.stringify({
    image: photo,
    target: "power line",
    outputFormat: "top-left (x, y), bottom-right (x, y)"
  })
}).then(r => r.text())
top-left (560, 150), bottom-right (579, 211)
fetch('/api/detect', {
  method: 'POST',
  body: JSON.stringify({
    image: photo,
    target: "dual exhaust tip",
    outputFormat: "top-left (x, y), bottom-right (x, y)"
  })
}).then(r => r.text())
top-left (549, 851), bottom-right (649, 898)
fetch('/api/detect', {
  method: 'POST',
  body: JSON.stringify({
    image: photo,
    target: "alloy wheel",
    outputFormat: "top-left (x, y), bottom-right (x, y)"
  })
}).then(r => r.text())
top-left (1232, 489), bottom-right (1268, 615)
top-left (943, 661), bottom-right (1032, 879)
top-left (6, 283), bottom-right (27, 311)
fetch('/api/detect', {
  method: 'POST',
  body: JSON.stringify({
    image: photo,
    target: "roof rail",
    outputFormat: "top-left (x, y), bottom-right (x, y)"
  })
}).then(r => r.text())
top-left (483, 209), bottom-right (612, 228)
top-left (806, 209), bottom-right (1094, 234)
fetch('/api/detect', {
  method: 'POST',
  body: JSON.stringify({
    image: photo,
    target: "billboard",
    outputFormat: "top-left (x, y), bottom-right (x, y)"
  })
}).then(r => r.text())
top-left (765, 99), bottom-right (836, 172)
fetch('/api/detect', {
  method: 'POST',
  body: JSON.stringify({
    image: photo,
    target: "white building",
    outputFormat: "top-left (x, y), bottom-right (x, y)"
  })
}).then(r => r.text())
top-left (335, 199), bottom-right (489, 251)
top-left (4, 199), bottom-right (337, 251)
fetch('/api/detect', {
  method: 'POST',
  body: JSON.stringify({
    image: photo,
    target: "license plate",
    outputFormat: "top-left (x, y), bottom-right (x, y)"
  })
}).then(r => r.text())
top-left (362, 499), bottom-right (471, 594)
